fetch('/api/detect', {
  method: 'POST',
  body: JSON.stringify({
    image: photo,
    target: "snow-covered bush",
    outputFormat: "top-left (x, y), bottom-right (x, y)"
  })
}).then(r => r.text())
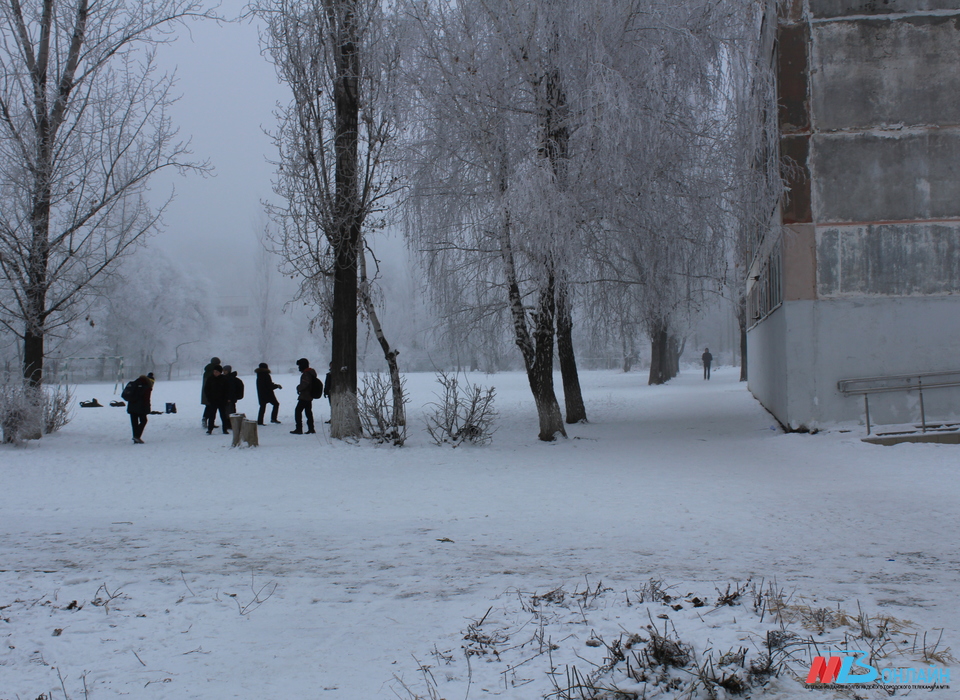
top-left (0, 382), bottom-right (73, 444)
top-left (358, 372), bottom-right (408, 446)
top-left (424, 371), bottom-right (497, 446)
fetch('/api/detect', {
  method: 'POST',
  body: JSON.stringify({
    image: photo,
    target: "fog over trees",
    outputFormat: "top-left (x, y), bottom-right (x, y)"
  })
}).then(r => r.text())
top-left (0, 0), bottom-right (780, 441)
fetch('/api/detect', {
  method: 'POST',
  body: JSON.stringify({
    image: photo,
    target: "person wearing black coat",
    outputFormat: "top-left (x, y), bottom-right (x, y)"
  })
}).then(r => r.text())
top-left (201, 356), bottom-right (222, 428)
top-left (202, 365), bottom-right (231, 435)
top-left (222, 364), bottom-right (244, 415)
top-left (125, 374), bottom-right (154, 444)
top-left (291, 358), bottom-right (318, 435)
top-left (255, 363), bottom-right (282, 425)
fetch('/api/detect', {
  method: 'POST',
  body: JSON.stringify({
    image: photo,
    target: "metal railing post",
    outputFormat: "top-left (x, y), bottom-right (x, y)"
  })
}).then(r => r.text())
top-left (919, 380), bottom-right (926, 433)
top-left (865, 394), bottom-right (871, 435)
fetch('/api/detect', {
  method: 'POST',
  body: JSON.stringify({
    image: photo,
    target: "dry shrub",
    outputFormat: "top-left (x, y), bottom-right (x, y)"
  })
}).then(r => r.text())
top-left (358, 372), bottom-right (408, 445)
top-left (0, 381), bottom-right (72, 444)
top-left (424, 371), bottom-right (497, 447)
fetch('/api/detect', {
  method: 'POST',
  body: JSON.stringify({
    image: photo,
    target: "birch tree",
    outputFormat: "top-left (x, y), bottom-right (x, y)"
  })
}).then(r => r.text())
top-left (0, 0), bottom-right (212, 387)
top-left (254, 0), bottom-right (403, 438)
top-left (407, 0), bottom-right (568, 441)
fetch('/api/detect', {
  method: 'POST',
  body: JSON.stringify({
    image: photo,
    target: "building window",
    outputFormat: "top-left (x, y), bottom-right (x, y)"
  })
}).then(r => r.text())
top-left (747, 238), bottom-right (782, 329)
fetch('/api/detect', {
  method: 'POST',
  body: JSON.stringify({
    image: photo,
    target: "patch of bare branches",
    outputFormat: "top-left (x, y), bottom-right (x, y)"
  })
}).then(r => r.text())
top-left (424, 372), bottom-right (498, 447)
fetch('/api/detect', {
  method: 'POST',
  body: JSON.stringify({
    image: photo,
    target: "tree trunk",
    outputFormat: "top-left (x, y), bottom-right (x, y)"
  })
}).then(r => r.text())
top-left (329, 0), bottom-right (362, 439)
top-left (666, 333), bottom-right (684, 381)
top-left (738, 301), bottom-right (748, 382)
top-left (330, 246), bottom-right (362, 439)
top-left (359, 250), bottom-right (405, 426)
top-left (498, 209), bottom-right (565, 440)
top-left (648, 318), bottom-right (669, 385)
top-left (556, 282), bottom-right (586, 423)
top-left (529, 273), bottom-right (566, 440)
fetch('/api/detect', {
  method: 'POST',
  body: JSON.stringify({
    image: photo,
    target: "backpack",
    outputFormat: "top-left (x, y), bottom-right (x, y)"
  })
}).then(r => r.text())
top-left (234, 377), bottom-right (245, 400)
top-left (310, 374), bottom-right (324, 400)
top-left (121, 381), bottom-right (136, 402)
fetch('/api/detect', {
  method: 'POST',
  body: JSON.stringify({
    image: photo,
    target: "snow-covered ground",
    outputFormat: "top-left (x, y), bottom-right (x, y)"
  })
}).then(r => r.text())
top-left (1, 368), bottom-right (956, 699)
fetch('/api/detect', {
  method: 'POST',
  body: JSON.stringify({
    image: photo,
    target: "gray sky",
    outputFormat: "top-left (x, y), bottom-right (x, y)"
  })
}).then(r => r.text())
top-left (149, 3), bottom-right (285, 281)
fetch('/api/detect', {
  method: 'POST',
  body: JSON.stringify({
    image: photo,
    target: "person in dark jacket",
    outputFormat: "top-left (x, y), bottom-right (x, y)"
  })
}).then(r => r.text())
top-left (201, 356), bottom-right (221, 428)
top-left (291, 358), bottom-right (318, 435)
top-left (255, 362), bottom-right (282, 425)
top-left (702, 348), bottom-right (713, 380)
top-left (323, 361), bottom-right (333, 424)
top-left (223, 365), bottom-right (244, 415)
top-left (203, 365), bottom-right (231, 435)
top-left (125, 374), bottom-right (154, 444)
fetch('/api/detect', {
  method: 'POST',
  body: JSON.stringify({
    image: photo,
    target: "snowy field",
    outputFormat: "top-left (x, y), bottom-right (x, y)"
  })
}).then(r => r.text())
top-left (1, 367), bottom-right (957, 699)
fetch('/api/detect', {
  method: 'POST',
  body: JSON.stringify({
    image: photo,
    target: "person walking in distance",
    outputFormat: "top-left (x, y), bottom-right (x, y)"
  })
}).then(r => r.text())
top-left (122, 373), bottom-right (154, 444)
top-left (203, 365), bottom-right (231, 435)
top-left (255, 362), bottom-right (282, 425)
top-left (291, 358), bottom-right (319, 435)
top-left (702, 347), bottom-right (713, 380)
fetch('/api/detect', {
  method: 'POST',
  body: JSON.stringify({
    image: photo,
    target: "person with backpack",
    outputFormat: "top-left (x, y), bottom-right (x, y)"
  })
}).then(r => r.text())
top-left (291, 357), bottom-right (320, 435)
top-left (223, 364), bottom-right (244, 415)
top-left (203, 364), bottom-right (231, 435)
top-left (255, 362), bottom-right (282, 425)
top-left (122, 373), bottom-right (155, 444)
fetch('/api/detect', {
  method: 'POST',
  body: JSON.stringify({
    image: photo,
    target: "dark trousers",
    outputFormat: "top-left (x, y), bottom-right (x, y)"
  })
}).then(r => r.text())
top-left (704, 363), bottom-right (711, 380)
top-left (130, 413), bottom-right (148, 439)
top-left (203, 403), bottom-right (231, 433)
top-left (295, 399), bottom-right (314, 432)
top-left (258, 399), bottom-right (279, 424)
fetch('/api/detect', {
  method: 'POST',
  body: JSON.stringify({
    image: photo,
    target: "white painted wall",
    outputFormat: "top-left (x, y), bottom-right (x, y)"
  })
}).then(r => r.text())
top-left (749, 296), bottom-right (960, 429)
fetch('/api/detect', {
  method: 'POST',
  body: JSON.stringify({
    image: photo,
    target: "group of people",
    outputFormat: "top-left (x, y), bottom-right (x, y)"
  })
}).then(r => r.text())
top-left (200, 358), bottom-right (249, 434)
top-left (120, 357), bottom-right (332, 444)
top-left (201, 357), bottom-right (330, 436)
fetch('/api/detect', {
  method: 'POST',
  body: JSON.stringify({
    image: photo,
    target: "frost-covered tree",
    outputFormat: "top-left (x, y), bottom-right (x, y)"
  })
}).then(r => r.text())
top-left (0, 0), bottom-right (212, 387)
top-left (574, 0), bottom-right (761, 385)
top-left (407, 0), bottom-right (604, 440)
top-left (254, 0), bottom-right (405, 439)
top-left (78, 250), bottom-right (213, 378)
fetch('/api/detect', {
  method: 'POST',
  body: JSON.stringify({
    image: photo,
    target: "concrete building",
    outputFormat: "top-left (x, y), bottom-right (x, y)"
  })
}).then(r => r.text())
top-left (747, 0), bottom-right (960, 430)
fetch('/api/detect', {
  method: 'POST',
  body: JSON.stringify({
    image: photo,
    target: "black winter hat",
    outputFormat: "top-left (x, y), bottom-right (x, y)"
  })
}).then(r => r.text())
top-left (212, 364), bottom-right (223, 372)
top-left (211, 356), bottom-right (221, 364)
top-left (258, 362), bottom-right (268, 369)
top-left (296, 358), bottom-right (309, 370)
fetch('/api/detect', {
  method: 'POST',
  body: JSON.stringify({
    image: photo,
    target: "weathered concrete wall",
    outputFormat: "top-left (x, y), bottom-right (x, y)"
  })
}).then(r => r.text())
top-left (812, 131), bottom-right (960, 222)
top-left (811, 15), bottom-right (960, 130)
top-left (811, 0), bottom-right (960, 18)
top-left (750, 1), bottom-right (960, 430)
top-left (818, 222), bottom-right (960, 295)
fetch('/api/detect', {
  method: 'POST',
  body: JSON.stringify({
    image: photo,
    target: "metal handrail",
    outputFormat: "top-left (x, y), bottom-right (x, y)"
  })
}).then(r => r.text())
top-left (837, 370), bottom-right (960, 435)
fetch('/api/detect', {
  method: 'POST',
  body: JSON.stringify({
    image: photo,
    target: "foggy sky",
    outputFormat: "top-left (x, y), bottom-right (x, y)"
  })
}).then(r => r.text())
top-left (149, 2), bottom-right (285, 285)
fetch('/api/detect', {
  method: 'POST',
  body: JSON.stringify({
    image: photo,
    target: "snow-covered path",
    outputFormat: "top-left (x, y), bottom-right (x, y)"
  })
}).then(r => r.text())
top-left (2, 368), bottom-right (956, 698)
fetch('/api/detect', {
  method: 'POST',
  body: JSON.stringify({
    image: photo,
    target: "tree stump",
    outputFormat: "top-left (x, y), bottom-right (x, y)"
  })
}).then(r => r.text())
top-left (230, 414), bottom-right (245, 447)
top-left (241, 419), bottom-right (259, 447)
